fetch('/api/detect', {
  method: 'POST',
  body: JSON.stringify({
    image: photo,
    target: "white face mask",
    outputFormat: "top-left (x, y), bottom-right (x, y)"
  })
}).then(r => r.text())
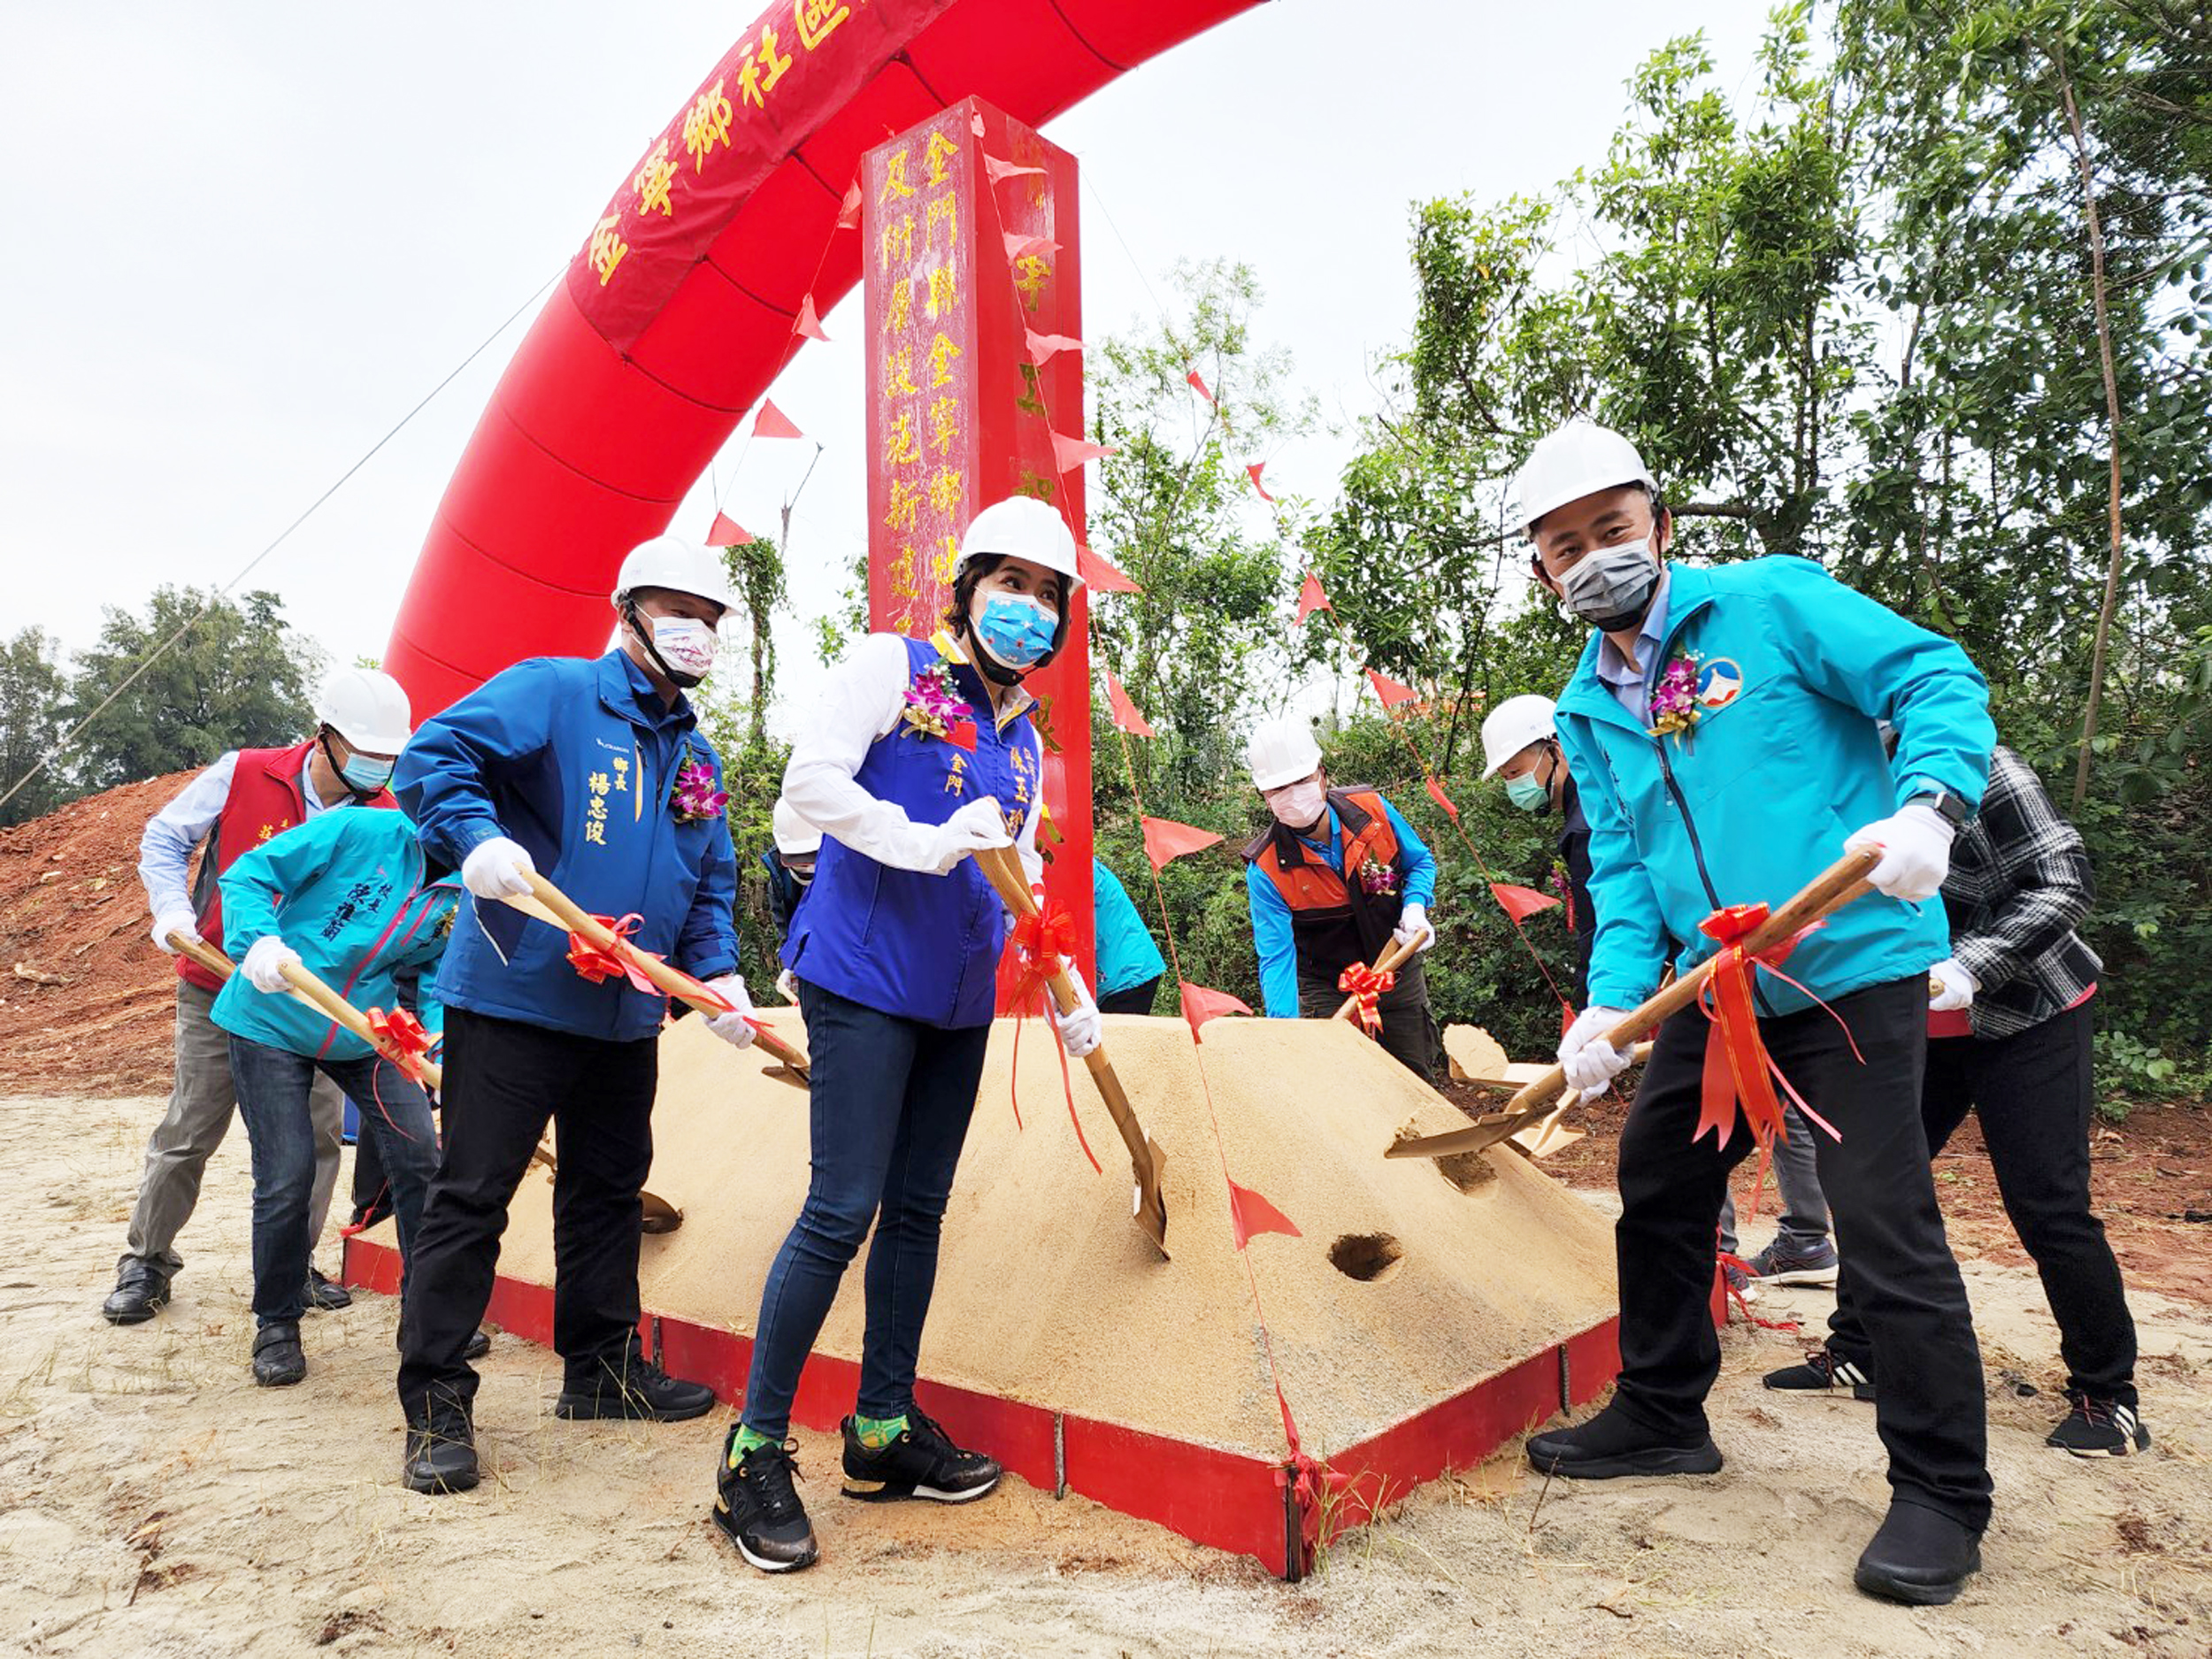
top-left (1267, 780), bottom-right (1327, 828)
top-left (646, 615), bottom-right (718, 683)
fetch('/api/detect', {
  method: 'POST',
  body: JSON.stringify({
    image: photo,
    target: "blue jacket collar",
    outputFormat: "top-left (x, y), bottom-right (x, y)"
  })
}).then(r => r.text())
top-left (595, 649), bottom-right (697, 734)
top-left (1558, 563), bottom-right (1717, 732)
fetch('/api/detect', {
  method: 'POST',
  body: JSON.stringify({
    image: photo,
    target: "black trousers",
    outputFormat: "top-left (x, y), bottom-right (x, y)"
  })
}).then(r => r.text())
top-left (1098, 975), bottom-right (1162, 1017)
top-left (1615, 974), bottom-right (1991, 1529)
top-left (1830, 1001), bottom-right (2136, 1404)
top-left (396, 1007), bottom-right (657, 1418)
top-left (1298, 959), bottom-right (1440, 1081)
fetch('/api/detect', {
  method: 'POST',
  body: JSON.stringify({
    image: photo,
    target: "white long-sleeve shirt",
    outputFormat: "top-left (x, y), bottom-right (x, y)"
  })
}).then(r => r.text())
top-left (781, 632), bottom-right (1045, 887)
top-left (136, 749), bottom-right (330, 920)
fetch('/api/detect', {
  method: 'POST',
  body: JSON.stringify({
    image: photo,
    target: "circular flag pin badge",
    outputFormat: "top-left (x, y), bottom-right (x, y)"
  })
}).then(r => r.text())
top-left (1695, 657), bottom-right (1745, 710)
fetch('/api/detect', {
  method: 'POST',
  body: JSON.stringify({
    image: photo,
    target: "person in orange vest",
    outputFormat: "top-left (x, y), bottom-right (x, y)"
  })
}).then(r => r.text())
top-left (108, 669), bottom-right (411, 1325)
top-left (1241, 715), bottom-right (1440, 1079)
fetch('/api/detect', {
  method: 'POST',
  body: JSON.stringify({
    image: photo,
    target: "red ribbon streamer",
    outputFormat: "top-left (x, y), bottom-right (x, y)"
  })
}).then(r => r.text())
top-left (562, 912), bottom-right (736, 1013)
top-left (1336, 960), bottom-right (1396, 1035)
top-left (1004, 903), bottom-right (1101, 1175)
top-left (365, 1005), bottom-right (433, 1078)
top-left (1691, 903), bottom-right (1852, 1164)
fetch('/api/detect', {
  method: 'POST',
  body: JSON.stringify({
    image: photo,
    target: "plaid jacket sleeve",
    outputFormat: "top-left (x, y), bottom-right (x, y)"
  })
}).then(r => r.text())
top-left (1947, 747), bottom-right (2093, 996)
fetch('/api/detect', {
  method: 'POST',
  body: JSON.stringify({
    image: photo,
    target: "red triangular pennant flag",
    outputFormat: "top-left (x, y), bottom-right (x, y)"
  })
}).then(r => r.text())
top-left (1186, 368), bottom-right (1215, 403)
top-left (1105, 672), bottom-right (1155, 739)
top-left (1365, 667), bottom-right (1418, 709)
top-left (1295, 572), bottom-right (1331, 625)
top-left (1246, 462), bottom-right (1275, 503)
top-left (1049, 431), bottom-right (1117, 473)
top-left (707, 511), bottom-right (753, 549)
top-left (1425, 774), bottom-right (1461, 822)
top-left (1023, 327), bottom-right (1083, 365)
top-left (1004, 233), bottom-right (1061, 264)
top-left (795, 293), bottom-right (830, 342)
top-left (1227, 1179), bottom-right (1301, 1250)
top-left (1179, 981), bottom-right (1252, 1041)
top-left (1075, 542), bottom-right (1141, 595)
top-left (1142, 816), bottom-right (1223, 871)
top-left (835, 181), bottom-right (862, 230)
top-left (753, 400), bottom-right (803, 440)
top-left (1490, 882), bottom-right (1562, 922)
top-left (971, 111), bottom-right (987, 137)
top-left (984, 155), bottom-right (1044, 186)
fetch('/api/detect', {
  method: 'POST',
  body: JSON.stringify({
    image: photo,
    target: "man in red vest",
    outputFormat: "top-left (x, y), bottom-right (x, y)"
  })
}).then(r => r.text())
top-left (105, 669), bottom-right (412, 1325)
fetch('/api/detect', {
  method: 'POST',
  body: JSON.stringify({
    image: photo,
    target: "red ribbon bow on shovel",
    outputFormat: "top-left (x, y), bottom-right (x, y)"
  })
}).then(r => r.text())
top-left (1003, 903), bottom-right (1102, 1174)
top-left (1335, 960), bottom-right (1396, 1035)
top-left (364, 1005), bottom-right (433, 1076)
top-left (565, 912), bottom-right (679, 998)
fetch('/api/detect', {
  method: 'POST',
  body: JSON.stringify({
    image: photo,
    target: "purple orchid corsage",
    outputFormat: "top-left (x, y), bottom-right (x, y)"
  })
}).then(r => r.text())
top-left (900, 657), bottom-right (976, 744)
top-left (669, 757), bottom-right (729, 824)
top-left (1647, 649), bottom-right (1702, 746)
top-left (1356, 856), bottom-right (1400, 897)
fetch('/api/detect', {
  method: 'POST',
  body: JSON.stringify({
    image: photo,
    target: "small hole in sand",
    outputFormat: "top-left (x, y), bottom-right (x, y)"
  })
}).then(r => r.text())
top-left (1436, 1152), bottom-right (1495, 1194)
top-left (1328, 1233), bottom-right (1404, 1283)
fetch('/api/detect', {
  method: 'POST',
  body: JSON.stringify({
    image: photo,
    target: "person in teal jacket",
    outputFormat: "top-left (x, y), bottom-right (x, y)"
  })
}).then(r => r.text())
top-left (1093, 856), bottom-right (1166, 1014)
top-left (1511, 422), bottom-right (1996, 1609)
top-left (214, 802), bottom-right (460, 1389)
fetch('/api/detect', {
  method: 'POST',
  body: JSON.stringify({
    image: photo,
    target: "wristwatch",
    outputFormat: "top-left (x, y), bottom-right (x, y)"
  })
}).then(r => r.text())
top-left (1906, 788), bottom-right (1971, 828)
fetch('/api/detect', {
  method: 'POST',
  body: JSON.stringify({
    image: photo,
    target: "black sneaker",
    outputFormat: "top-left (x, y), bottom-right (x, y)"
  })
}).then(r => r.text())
top-left (1525, 1402), bottom-right (1723, 1479)
top-left (1747, 1235), bottom-right (1840, 1286)
top-left (250, 1322), bottom-right (306, 1386)
top-left (1763, 1347), bottom-right (1877, 1400)
top-left (555, 1340), bottom-right (716, 1422)
top-left (403, 1398), bottom-right (480, 1494)
top-left (841, 1409), bottom-right (1002, 1503)
top-left (1854, 1499), bottom-right (1982, 1606)
top-left (101, 1256), bottom-right (173, 1325)
top-left (306, 1268), bottom-right (353, 1312)
top-left (2047, 1390), bottom-right (2150, 1457)
top-left (714, 1430), bottom-right (818, 1572)
top-left (464, 1328), bottom-right (492, 1362)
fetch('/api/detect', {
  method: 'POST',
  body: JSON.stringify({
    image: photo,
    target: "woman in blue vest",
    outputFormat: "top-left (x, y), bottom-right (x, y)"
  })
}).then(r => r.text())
top-left (712, 497), bottom-right (1103, 1575)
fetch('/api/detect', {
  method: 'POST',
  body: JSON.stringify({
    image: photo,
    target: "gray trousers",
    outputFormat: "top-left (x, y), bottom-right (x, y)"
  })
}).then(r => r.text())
top-left (1717, 1102), bottom-right (1832, 1254)
top-left (123, 978), bottom-right (343, 1275)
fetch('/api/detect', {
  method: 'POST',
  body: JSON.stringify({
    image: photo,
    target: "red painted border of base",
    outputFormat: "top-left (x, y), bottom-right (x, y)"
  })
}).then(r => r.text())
top-left (345, 1236), bottom-right (1623, 1580)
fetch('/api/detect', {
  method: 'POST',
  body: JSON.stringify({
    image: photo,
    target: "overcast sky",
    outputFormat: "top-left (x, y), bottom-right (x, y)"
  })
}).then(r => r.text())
top-left (2, 1), bottom-right (1771, 734)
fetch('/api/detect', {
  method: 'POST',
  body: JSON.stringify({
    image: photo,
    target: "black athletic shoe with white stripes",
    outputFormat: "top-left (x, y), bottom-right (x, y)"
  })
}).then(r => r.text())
top-left (2046, 1390), bottom-right (2149, 1457)
top-left (1763, 1346), bottom-right (1876, 1400)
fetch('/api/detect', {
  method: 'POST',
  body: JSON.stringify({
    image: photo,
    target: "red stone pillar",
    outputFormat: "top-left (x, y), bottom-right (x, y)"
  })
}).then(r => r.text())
top-left (862, 98), bottom-right (1096, 999)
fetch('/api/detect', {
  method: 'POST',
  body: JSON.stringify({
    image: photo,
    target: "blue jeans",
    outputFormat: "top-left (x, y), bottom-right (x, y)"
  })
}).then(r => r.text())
top-left (740, 980), bottom-right (989, 1438)
top-left (229, 1038), bottom-right (439, 1326)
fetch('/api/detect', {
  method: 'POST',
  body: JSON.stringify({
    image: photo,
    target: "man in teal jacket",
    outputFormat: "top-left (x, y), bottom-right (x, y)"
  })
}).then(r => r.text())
top-left (215, 802), bottom-right (460, 1388)
top-left (1513, 423), bottom-right (1996, 1607)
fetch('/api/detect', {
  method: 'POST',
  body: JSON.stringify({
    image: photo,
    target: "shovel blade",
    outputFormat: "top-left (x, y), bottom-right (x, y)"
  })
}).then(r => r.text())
top-left (1132, 1139), bottom-right (1170, 1260)
top-left (641, 1190), bottom-right (684, 1233)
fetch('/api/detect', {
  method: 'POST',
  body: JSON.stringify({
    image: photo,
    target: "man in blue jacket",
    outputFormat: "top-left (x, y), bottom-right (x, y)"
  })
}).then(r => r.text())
top-left (392, 535), bottom-right (754, 1495)
top-left (1513, 423), bottom-right (1996, 1606)
top-left (215, 798), bottom-right (460, 1387)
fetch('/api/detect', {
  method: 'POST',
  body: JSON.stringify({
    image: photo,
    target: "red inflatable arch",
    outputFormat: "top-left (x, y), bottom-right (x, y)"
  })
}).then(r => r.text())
top-left (385, 0), bottom-right (1266, 716)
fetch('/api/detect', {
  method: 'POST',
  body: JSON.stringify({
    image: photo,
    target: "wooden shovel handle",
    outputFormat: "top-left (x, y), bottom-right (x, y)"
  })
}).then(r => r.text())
top-left (275, 959), bottom-right (442, 1092)
top-left (1387, 849), bottom-right (1878, 1160)
top-left (1332, 932), bottom-right (1423, 1022)
top-left (167, 933), bottom-right (234, 983)
top-left (519, 872), bottom-right (811, 1079)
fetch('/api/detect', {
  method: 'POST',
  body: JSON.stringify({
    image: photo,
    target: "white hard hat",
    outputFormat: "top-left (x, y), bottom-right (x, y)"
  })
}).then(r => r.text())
top-left (612, 534), bottom-right (736, 615)
top-left (953, 496), bottom-right (1084, 594)
top-left (1479, 694), bottom-right (1558, 778)
top-left (1247, 714), bottom-right (1324, 792)
top-left (772, 796), bottom-right (821, 857)
top-left (315, 668), bottom-right (413, 755)
top-left (1514, 421), bottom-right (1656, 534)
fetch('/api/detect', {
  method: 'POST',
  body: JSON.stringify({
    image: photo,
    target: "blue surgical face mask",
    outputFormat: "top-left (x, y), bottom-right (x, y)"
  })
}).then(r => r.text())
top-left (1505, 772), bottom-right (1550, 812)
top-left (973, 592), bottom-right (1058, 672)
top-left (342, 753), bottom-right (395, 793)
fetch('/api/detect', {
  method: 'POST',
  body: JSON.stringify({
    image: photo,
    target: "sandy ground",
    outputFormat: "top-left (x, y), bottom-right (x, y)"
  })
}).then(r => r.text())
top-left (5, 1091), bottom-right (2212, 1659)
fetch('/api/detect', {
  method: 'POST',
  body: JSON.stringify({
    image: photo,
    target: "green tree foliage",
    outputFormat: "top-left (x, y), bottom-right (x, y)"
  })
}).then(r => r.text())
top-left (0, 628), bottom-right (71, 827)
top-left (65, 588), bottom-right (323, 794)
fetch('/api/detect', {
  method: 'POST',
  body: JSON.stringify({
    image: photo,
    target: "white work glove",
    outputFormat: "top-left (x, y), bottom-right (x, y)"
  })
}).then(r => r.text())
top-left (1054, 963), bottom-right (1102, 1060)
top-left (151, 907), bottom-right (201, 953)
top-left (242, 936), bottom-right (302, 995)
top-left (702, 974), bottom-right (757, 1048)
top-left (775, 967), bottom-right (800, 1003)
top-left (460, 835), bottom-right (537, 901)
top-left (924, 797), bottom-right (1013, 876)
top-left (1928, 956), bottom-right (1978, 1012)
top-left (1559, 1005), bottom-right (1634, 1101)
top-left (1392, 902), bottom-right (1437, 954)
top-left (1844, 803), bottom-right (1955, 903)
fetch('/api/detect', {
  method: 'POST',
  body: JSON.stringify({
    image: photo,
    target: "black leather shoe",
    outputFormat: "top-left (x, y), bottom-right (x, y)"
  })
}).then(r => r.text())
top-left (102, 1257), bottom-right (173, 1325)
top-left (403, 1399), bottom-right (480, 1494)
top-left (305, 1268), bottom-right (353, 1312)
top-left (555, 1339), bottom-right (715, 1422)
top-left (841, 1409), bottom-right (1002, 1503)
top-left (1855, 1500), bottom-right (1982, 1605)
top-left (250, 1322), bottom-right (307, 1386)
top-left (714, 1428), bottom-right (818, 1572)
top-left (464, 1328), bottom-right (491, 1362)
top-left (1525, 1403), bottom-right (1724, 1479)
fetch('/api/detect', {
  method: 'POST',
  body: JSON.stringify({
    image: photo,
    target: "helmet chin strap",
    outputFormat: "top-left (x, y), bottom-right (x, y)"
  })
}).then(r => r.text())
top-left (621, 597), bottom-right (705, 688)
top-left (318, 729), bottom-right (380, 803)
top-left (958, 618), bottom-right (1030, 687)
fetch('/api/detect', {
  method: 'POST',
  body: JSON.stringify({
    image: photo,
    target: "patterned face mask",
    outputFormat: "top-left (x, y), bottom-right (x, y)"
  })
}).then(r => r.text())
top-left (972, 592), bottom-right (1058, 672)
